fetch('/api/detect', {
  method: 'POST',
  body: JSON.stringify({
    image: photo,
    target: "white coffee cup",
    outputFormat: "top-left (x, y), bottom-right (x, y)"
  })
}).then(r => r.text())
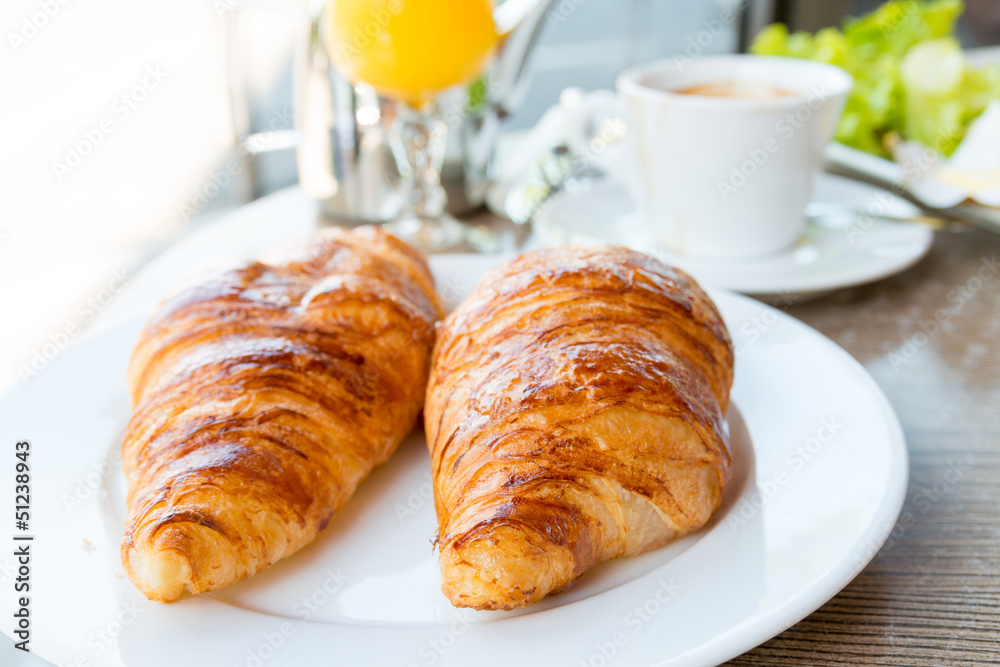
top-left (567, 55), bottom-right (853, 259)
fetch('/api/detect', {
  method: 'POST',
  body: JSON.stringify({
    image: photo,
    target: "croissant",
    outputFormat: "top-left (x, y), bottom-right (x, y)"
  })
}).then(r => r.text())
top-left (425, 245), bottom-right (734, 610)
top-left (121, 226), bottom-right (442, 602)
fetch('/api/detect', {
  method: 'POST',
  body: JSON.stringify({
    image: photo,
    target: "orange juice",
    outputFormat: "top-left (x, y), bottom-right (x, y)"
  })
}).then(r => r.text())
top-left (327, 0), bottom-right (500, 105)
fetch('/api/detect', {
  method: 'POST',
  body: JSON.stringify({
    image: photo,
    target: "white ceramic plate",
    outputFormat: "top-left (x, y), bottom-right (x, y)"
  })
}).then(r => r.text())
top-left (0, 252), bottom-right (906, 667)
top-left (533, 174), bottom-right (934, 302)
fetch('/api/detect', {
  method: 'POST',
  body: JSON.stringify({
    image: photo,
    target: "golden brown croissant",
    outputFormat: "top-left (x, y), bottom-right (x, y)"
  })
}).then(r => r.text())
top-left (121, 226), bottom-right (442, 602)
top-left (425, 245), bottom-right (734, 610)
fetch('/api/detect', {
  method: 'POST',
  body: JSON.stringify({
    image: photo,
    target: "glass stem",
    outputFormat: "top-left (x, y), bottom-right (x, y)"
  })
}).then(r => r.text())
top-left (393, 104), bottom-right (448, 219)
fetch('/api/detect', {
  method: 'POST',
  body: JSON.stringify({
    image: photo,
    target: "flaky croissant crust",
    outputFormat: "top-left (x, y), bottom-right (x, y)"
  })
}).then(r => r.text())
top-left (121, 226), bottom-right (442, 602)
top-left (425, 245), bottom-right (734, 610)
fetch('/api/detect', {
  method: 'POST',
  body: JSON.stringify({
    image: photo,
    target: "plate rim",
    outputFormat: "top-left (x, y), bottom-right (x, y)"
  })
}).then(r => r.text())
top-left (678, 289), bottom-right (910, 666)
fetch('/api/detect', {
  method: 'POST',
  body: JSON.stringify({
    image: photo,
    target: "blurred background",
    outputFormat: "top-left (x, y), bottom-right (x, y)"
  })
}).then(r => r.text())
top-left (2, 0), bottom-right (1000, 397)
top-left (2, 0), bottom-right (1000, 664)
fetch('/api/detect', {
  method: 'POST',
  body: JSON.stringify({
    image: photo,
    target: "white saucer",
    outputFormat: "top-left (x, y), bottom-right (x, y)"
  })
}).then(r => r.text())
top-left (533, 174), bottom-right (934, 302)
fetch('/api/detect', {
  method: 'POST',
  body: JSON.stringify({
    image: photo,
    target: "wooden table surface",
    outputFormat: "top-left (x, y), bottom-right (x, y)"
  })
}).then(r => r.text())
top-left (728, 227), bottom-right (1000, 665)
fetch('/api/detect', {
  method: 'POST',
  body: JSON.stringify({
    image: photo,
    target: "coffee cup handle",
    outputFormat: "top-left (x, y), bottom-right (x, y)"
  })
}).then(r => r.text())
top-left (565, 90), bottom-right (635, 184)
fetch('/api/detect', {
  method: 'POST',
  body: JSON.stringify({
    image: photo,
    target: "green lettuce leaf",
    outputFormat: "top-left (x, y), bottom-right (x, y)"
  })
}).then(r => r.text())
top-left (751, 0), bottom-right (1000, 157)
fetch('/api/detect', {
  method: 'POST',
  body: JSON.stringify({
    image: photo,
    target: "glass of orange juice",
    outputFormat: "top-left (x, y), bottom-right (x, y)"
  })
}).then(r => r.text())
top-left (324, 0), bottom-right (502, 250)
